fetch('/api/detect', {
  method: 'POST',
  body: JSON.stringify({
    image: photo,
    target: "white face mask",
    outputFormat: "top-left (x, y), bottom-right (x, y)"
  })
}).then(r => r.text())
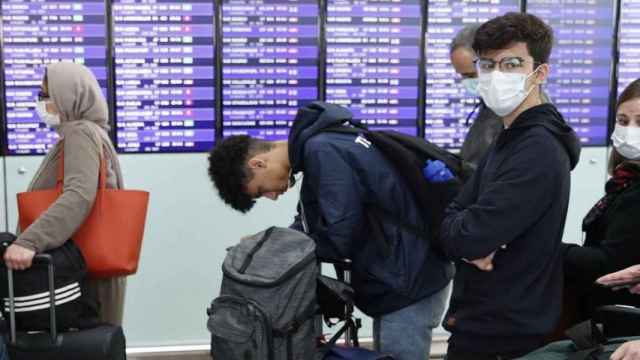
top-left (477, 68), bottom-right (538, 117)
top-left (461, 78), bottom-right (479, 96)
top-left (611, 124), bottom-right (640, 160)
top-left (36, 101), bottom-right (61, 127)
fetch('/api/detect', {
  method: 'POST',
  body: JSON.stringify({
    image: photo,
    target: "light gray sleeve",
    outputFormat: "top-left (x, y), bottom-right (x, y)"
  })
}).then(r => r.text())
top-left (14, 126), bottom-right (101, 252)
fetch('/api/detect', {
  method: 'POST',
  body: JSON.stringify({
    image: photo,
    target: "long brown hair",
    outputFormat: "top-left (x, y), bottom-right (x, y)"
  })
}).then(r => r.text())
top-left (609, 79), bottom-right (640, 174)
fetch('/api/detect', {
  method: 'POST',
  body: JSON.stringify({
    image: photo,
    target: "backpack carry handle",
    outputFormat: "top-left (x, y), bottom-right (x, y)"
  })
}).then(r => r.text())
top-left (6, 254), bottom-right (57, 345)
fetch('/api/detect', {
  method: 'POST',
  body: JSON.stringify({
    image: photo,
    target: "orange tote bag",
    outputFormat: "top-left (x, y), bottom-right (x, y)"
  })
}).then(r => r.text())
top-left (17, 147), bottom-right (149, 278)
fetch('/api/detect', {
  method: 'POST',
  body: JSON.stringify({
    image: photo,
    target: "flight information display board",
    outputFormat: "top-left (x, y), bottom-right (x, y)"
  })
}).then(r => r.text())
top-left (528, 0), bottom-right (614, 146)
top-left (424, 0), bottom-right (519, 149)
top-left (2, 0), bottom-right (108, 155)
top-left (221, 0), bottom-right (320, 140)
top-left (113, 0), bottom-right (216, 153)
top-left (326, 0), bottom-right (422, 135)
top-left (618, 0), bottom-right (640, 96)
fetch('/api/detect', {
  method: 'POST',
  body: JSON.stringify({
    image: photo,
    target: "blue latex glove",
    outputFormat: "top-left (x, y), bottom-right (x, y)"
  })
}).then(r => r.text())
top-left (423, 160), bottom-right (454, 183)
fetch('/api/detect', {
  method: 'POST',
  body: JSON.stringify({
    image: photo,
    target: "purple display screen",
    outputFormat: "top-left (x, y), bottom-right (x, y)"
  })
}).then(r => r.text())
top-left (424, 0), bottom-right (520, 149)
top-left (528, 0), bottom-right (614, 146)
top-left (618, 0), bottom-right (640, 96)
top-left (221, 0), bottom-right (320, 141)
top-left (326, 0), bottom-right (422, 136)
top-left (2, 0), bottom-right (108, 155)
top-left (113, 0), bottom-right (215, 153)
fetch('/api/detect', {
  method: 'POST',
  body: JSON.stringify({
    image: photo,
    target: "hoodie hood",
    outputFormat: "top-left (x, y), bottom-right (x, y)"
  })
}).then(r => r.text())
top-left (500, 103), bottom-right (581, 170)
top-left (288, 102), bottom-right (355, 173)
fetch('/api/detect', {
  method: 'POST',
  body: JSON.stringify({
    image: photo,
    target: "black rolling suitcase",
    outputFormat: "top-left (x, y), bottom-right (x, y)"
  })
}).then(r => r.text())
top-left (4, 254), bottom-right (127, 360)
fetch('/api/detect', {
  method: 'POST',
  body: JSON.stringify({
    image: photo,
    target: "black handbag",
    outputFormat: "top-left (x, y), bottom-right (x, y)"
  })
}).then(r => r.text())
top-left (4, 254), bottom-right (126, 360)
top-left (0, 232), bottom-right (97, 331)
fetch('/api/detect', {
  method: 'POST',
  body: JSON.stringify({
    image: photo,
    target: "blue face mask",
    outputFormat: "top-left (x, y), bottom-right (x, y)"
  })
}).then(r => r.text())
top-left (461, 78), bottom-right (479, 96)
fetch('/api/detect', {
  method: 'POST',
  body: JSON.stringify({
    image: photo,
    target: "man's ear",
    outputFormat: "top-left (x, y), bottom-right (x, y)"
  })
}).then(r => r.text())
top-left (248, 157), bottom-right (266, 170)
top-left (534, 63), bottom-right (549, 85)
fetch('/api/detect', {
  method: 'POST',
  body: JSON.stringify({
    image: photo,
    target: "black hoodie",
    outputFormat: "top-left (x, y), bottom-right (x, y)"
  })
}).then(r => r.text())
top-left (440, 103), bottom-right (581, 354)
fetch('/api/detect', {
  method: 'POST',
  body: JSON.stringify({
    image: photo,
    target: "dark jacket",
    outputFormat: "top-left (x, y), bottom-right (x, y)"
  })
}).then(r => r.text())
top-left (439, 103), bottom-right (581, 353)
top-left (289, 103), bottom-right (454, 317)
top-left (563, 162), bottom-right (640, 319)
top-left (459, 103), bottom-right (503, 169)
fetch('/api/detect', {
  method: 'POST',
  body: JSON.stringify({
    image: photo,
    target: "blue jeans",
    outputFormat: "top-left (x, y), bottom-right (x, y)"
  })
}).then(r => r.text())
top-left (0, 338), bottom-right (8, 360)
top-left (373, 284), bottom-right (450, 360)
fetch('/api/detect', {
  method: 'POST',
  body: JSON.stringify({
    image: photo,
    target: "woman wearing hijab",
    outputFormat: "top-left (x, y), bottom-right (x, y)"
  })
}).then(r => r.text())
top-left (3, 62), bottom-right (127, 326)
top-left (561, 78), bottom-right (640, 325)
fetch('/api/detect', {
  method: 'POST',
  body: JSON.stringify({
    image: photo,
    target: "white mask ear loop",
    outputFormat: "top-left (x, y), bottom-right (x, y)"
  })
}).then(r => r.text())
top-left (36, 100), bottom-right (61, 127)
top-left (527, 65), bottom-right (544, 103)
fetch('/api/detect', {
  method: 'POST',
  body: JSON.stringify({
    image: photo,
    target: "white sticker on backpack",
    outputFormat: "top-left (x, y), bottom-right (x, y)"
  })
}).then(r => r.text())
top-left (355, 135), bottom-right (371, 149)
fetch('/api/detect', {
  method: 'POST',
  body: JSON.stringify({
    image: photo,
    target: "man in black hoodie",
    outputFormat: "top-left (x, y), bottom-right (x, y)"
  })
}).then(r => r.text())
top-left (207, 102), bottom-right (453, 360)
top-left (439, 13), bottom-right (582, 360)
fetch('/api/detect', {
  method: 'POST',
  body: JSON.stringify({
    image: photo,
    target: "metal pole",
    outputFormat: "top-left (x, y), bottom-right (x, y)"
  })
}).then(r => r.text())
top-left (7, 268), bottom-right (15, 344)
top-left (343, 259), bottom-right (353, 346)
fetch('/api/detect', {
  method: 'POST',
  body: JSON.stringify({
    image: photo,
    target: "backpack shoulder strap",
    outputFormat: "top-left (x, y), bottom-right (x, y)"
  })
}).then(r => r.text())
top-left (378, 130), bottom-right (472, 180)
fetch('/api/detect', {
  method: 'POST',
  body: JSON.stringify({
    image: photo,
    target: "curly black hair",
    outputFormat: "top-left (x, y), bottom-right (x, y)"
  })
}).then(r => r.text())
top-left (473, 12), bottom-right (554, 65)
top-left (207, 136), bottom-right (272, 213)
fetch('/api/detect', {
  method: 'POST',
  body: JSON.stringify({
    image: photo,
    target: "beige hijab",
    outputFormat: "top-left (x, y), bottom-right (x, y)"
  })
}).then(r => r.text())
top-left (27, 62), bottom-right (123, 191)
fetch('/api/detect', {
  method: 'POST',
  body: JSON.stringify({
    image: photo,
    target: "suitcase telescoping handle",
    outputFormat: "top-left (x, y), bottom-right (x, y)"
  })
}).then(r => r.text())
top-left (317, 257), bottom-right (356, 346)
top-left (6, 254), bottom-right (57, 344)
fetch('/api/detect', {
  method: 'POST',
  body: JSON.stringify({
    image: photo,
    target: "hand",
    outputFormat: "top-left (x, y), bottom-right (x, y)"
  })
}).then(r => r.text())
top-left (611, 340), bottom-right (640, 360)
top-left (597, 264), bottom-right (640, 288)
top-left (4, 244), bottom-right (36, 270)
top-left (463, 252), bottom-right (495, 271)
top-left (423, 160), bottom-right (455, 183)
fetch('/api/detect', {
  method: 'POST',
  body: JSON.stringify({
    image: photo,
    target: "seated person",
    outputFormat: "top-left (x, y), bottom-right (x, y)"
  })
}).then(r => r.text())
top-left (598, 264), bottom-right (640, 360)
top-left (562, 78), bottom-right (640, 324)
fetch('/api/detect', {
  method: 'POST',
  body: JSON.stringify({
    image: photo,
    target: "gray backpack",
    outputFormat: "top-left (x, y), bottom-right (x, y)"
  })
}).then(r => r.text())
top-left (207, 227), bottom-right (319, 360)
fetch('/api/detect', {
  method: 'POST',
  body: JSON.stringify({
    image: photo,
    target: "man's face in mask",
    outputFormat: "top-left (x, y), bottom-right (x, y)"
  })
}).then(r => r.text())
top-left (451, 47), bottom-right (477, 79)
top-left (475, 42), bottom-right (548, 117)
top-left (476, 42), bottom-right (538, 83)
top-left (451, 47), bottom-right (479, 95)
